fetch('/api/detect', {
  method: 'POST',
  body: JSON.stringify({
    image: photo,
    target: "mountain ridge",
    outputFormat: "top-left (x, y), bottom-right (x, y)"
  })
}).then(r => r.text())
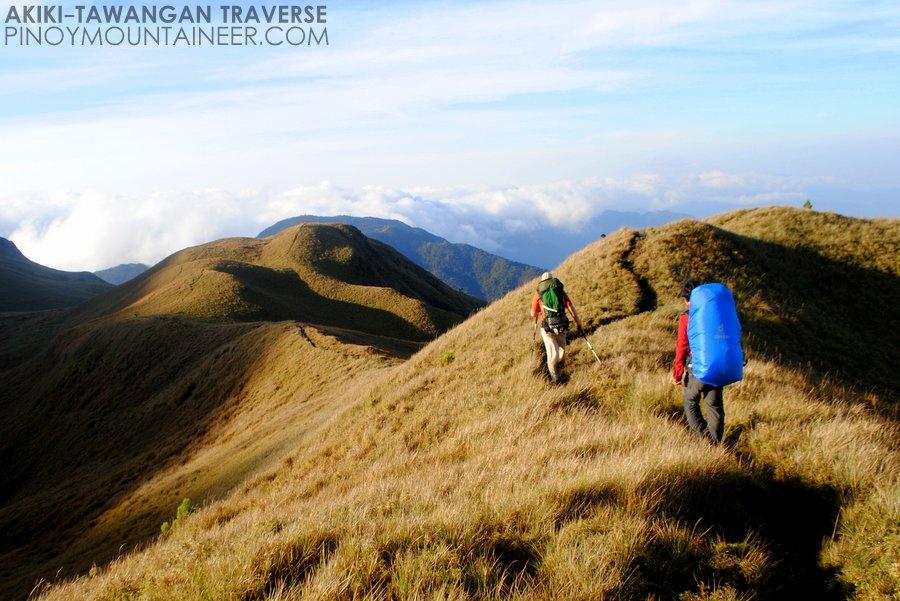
top-left (259, 215), bottom-right (542, 300)
top-left (0, 237), bottom-right (112, 312)
top-left (75, 222), bottom-right (484, 340)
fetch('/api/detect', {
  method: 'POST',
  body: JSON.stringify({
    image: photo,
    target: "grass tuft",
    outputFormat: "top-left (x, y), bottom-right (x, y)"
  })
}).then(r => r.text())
top-left (243, 531), bottom-right (339, 600)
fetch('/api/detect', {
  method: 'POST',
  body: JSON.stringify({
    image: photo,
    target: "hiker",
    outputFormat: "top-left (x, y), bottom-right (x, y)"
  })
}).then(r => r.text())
top-left (531, 272), bottom-right (583, 383)
top-left (672, 279), bottom-right (744, 444)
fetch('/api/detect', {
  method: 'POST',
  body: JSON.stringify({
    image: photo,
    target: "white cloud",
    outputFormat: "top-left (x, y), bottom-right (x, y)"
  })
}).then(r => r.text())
top-left (6, 190), bottom-right (256, 271)
top-left (2, 170), bottom-right (829, 271)
top-left (1, 0), bottom-right (896, 266)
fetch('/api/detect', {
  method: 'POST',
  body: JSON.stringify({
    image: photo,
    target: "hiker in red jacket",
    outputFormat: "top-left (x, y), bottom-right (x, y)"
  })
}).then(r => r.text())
top-left (673, 279), bottom-right (725, 443)
top-left (531, 272), bottom-right (583, 383)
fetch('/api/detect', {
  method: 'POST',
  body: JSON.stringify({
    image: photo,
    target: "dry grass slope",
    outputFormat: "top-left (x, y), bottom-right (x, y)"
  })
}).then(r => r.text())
top-left (6, 208), bottom-right (899, 600)
top-left (0, 224), bottom-right (482, 599)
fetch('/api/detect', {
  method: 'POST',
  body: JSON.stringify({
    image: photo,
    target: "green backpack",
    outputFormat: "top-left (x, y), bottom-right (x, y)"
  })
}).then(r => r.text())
top-left (537, 278), bottom-right (569, 332)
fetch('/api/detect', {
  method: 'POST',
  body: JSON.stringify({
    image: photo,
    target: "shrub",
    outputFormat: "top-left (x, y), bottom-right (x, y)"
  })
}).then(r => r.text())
top-left (160, 497), bottom-right (198, 536)
top-left (176, 497), bottom-right (197, 521)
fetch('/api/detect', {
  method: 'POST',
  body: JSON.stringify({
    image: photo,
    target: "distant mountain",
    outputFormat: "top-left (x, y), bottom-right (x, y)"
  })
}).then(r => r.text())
top-left (94, 263), bottom-right (149, 285)
top-left (472, 210), bottom-right (692, 269)
top-left (0, 237), bottom-right (112, 311)
top-left (259, 216), bottom-right (542, 300)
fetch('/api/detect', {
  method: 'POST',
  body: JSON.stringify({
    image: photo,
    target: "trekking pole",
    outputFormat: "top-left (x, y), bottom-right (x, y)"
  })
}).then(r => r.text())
top-left (531, 319), bottom-right (537, 362)
top-left (580, 328), bottom-right (602, 365)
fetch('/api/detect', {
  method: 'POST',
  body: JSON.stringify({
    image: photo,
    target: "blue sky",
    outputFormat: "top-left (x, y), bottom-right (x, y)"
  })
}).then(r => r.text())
top-left (0, 0), bottom-right (898, 270)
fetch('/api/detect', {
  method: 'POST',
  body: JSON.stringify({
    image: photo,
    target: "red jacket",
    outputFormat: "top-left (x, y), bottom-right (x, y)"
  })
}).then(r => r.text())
top-left (673, 312), bottom-right (690, 382)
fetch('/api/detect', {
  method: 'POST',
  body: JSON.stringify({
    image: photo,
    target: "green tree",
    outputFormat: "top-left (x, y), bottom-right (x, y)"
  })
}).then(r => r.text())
top-left (803, 199), bottom-right (813, 210)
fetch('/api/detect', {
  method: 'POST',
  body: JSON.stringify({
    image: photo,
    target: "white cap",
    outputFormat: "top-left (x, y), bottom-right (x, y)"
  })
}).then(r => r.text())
top-left (541, 272), bottom-right (553, 281)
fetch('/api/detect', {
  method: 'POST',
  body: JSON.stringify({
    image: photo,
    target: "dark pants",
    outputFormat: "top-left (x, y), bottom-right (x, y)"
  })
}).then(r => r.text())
top-left (683, 369), bottom-right (725, 444)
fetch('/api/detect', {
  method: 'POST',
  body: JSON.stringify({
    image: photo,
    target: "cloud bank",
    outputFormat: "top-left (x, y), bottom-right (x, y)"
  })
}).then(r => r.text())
top-left (2, 171), bottom-right (845, 272)
top-left (2, 1), bottom-right (897, 270)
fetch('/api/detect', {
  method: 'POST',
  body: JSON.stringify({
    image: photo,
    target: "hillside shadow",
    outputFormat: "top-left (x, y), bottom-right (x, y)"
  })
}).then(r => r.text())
top-left (622, 463), bottom-right (850, 600)
top-left (0, 310), bottom-right (411, 599)
top-left (215, 261), bottom-right (441, 341)
top-left (0, 318), bottom-right (279, 596)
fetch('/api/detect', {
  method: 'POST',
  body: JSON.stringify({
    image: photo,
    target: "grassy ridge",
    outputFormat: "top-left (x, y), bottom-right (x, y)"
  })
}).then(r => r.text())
top-left (258, 215), bottom-right (543, 301)
top-left (0, 223), bottom-right (482, 599)
top-left (8, 208), bottom-right (900, 599)
top-left (73, 223), bottom-right (483, 341)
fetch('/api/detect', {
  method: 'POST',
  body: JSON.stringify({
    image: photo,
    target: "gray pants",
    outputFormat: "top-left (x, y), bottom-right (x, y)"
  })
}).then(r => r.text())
top-left (683, 369), bottom-right (725, 443)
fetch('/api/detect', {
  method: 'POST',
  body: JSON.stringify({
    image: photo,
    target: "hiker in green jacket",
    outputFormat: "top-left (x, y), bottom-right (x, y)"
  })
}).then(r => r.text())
top-left (531, 272), bottom-right (583, 383)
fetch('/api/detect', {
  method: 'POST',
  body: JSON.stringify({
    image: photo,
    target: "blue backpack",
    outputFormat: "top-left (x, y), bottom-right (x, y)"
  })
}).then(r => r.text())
top-left (688, 283), bottom-right (743, 387)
